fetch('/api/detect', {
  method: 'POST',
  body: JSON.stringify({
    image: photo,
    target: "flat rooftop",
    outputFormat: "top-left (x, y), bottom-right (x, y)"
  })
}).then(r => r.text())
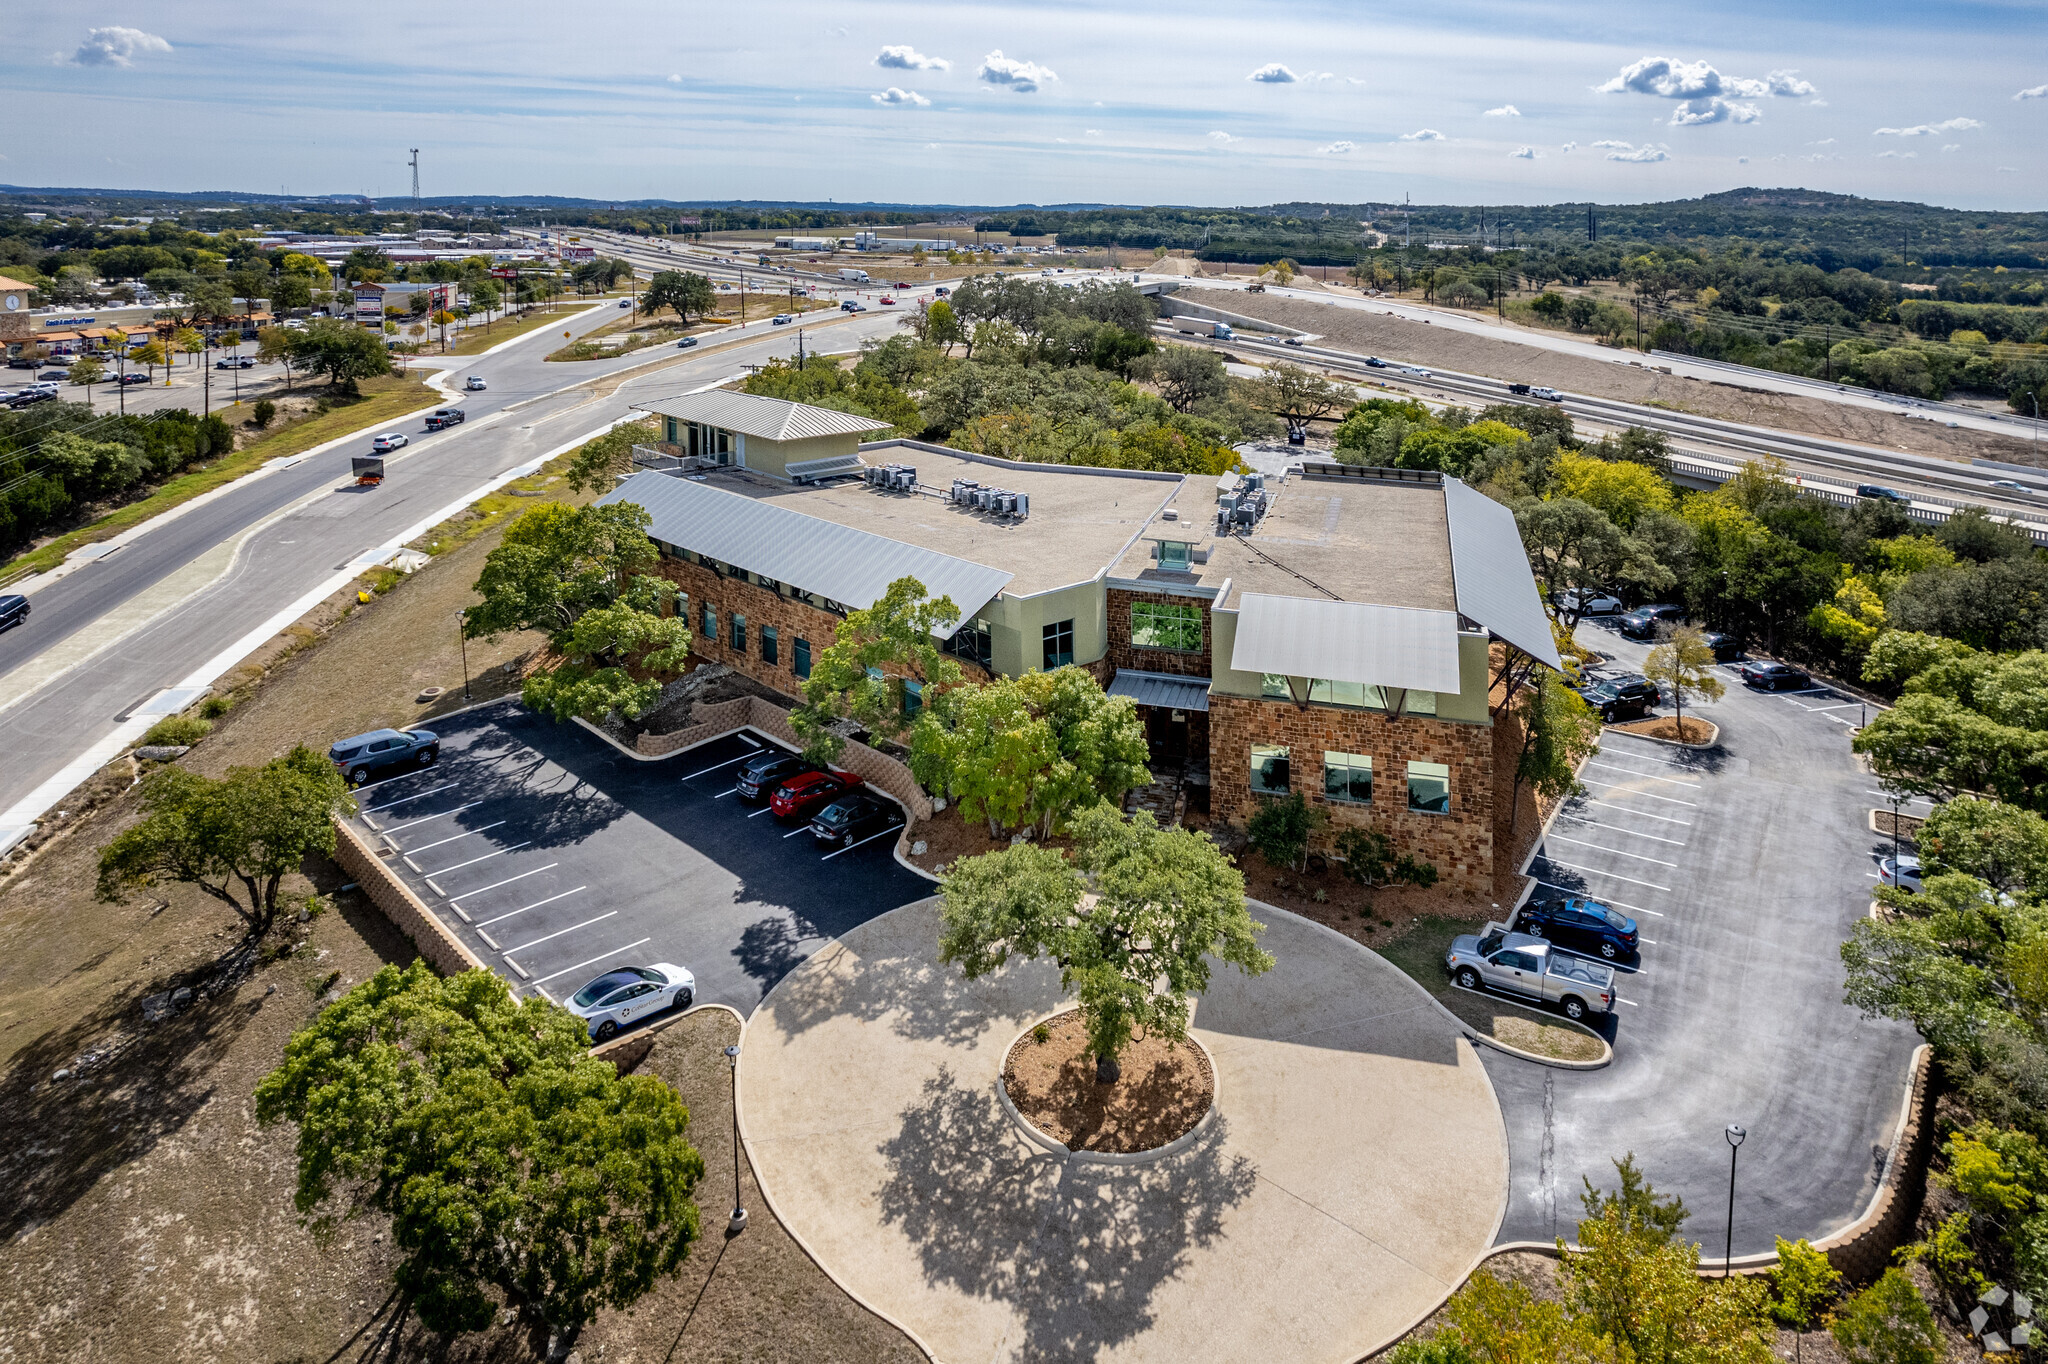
top-left (692, 446), bottom-right (1183, 597)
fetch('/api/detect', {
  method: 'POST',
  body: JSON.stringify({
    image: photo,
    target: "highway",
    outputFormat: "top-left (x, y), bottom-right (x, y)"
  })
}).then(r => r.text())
top-left (0, 297), bottom-right (907, 851)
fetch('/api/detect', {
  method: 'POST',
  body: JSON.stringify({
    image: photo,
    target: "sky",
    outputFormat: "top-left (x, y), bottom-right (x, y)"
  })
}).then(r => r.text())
top-left (4, 2), bottom-right (2045, 212)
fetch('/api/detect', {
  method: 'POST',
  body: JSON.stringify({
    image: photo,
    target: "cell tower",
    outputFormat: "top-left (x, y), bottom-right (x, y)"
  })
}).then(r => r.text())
top-left (409, 148), bottom-right (421, 218)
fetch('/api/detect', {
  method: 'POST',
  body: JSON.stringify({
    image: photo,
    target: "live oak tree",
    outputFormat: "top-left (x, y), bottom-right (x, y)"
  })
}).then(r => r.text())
top-left (938, 805), bottom-right (1272, 1083)
top-left (1828, 1269), bottom-right (1943, 1364)
top-left (563, 418), bottom-right (660, 493)
top-left (640, 270), bottom-right (717, 325)
top-left (1257, 362), bottom-right (1348, 428)
top-left (287, 318), bottom-right (393, 395)
top-left (96, 745), bottom-right (354, 942)
top-left (1516, 670), bottom-right (1603, 808)
top-left (1643, 625), bottom-right (1725, 737)
top-left (255, 963), bottom-right (703, 1357)
top-left (792, 576), bottom-right (963, 761)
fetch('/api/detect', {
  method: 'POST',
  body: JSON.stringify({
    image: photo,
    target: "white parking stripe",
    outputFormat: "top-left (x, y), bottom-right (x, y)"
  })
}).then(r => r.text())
top-left (1540, 858), bottom-right (1672, 892)
top-left (820, 824), bottom-right (904, 860)
top-left (527, 938), bottom-right (655, 988)
top-left (1585, 761), bottom-right (1699, 787)
top-left (782, 825), bottom-right (812, 838)
top-left (1557, 816), bottom-right (1686, 846)
top-left (748, 805), bottom-right (776, 818)
top-left (402, 820), bottom-right (506, 855)
top-left (476, 887), bottom-right (589, 929)
top-left (346, 768), bottom-right (439, 796)
top-left (363, 782), bottom-right (455, 813)
top-left (1533, 879), bottom-right (1661, 916)
top-left (1584, 782), bottom-right (1699, 807)
top-left (681, 754), bottom-right (752, 781)
top-left (713, 788), bottom-right (739, 799)
top-left (504, 909), bottom-right (617, 957)
top-left (1547, 834), bottom-right (1679, 866)
top-left (381, 801), bottom-right (483, 834)
top-left (1584, 799), bottom-right (1690, 825)
top-left (1615, 997), bottom-right (1640, 1007)
top-left (422, 841), bottom-right (531, 877)
top-left (448, 863), bottom-right (559, 904)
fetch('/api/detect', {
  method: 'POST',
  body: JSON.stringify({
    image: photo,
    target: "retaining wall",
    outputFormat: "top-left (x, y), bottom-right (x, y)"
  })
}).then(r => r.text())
top-left (636, 694), bottom-right (934, 822)
top-left (331, 817), bottom-right (486, 976)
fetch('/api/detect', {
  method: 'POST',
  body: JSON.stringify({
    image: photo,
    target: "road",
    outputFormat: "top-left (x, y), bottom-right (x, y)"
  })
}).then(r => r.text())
top-left (0, 298), bottom-right (909, 849)
top-left (1485, 622), bottom-right (1920, 1256)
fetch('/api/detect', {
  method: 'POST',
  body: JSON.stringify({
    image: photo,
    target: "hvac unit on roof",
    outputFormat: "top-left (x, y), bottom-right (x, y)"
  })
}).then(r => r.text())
top-left (891, 466), bottom-right (918, 491)
top-left (950, 478), bottom-right (980, 504)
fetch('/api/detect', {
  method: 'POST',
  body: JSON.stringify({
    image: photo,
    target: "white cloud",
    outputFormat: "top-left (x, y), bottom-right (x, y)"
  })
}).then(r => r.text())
top-left (1560, 141), bottom-right (1578, 152)
top-left (1765, 69), bottom-right (1817, 97)
top-left (1298, 72), bottom-right (1340, 84)
top-left (978, 51), bottom-right (1056, 93)
top-left (1998, 166), bottom-right (2019, 173)
top-left (1596, 57), bottom-right (1820, 129)
top-left (1738, 155), bottom-right (1749, 163)
top-left (70, 26), bottom-right (171, 67)
top-left (1510, 146), bottom-right (1538, 159)
top-left (1399, 128), bottom-right (1443, 141)
top-left (1669, 98), bottom-right (1759, 126)
top-left (1319, 140), bottom-right (1355, 154)
top-left (2015, 85), bottom-right (2048, 101)
top-left (1248, 63), bottom-right (1297, 83)
top-left (667, 73), bottom-right (682, 83)
top-left (1874, 117), bottom-right (1983, 136)
top-left (1208, 130), bottom-right (1238, 143)
top-left (1484, 104), bottom-right (1522, 118)
top-left (1085, 129), bottom-right (1102, 137)
top-left (1597, 140), bottom-right (1670, 162)
top-left (1941, 143), bottom-right (1962, 153)
top-left (1876, 149), bottom-right (1918, 159)
top-left (877, 45), bottom-right (949, 72)
top-left (1810, 137), bottom-right (1836, 145)
top-left (871, 87), bottom-right (929, 107)
top-left (1808, 98), bottom-right (1829, 107)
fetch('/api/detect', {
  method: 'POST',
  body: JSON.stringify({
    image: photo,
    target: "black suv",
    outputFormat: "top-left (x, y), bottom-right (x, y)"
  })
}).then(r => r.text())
top-left (1699, 631), bottom-right (1742, 662)
top-left (734, 751), bottom-right (817, 801)
top-left (1617, 604), bottom-right (1685, 640)
top-left (1578, 675), bottom-right (1660, 722)
top-left (810, 793), bottom-right (898, 848)
top-left (328, 728), bottom-right (439, 786)
top-left (0, 593), bottom-right (28, 632)
top-left (1517, 896), bottom-right (1639, 960)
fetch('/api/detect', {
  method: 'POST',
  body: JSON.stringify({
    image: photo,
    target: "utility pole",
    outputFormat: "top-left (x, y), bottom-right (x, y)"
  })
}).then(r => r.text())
top-left (409, 148), bottom-right (421, 223)
top-left (1635, 296), bottom-right (1644, 352)
top-left (1588, 204), bottom-right (1595, 243)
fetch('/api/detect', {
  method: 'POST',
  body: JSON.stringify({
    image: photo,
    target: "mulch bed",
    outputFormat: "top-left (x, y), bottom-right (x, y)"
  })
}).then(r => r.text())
top-left (1873, 809), bottom-right (1924, 842)
top-left (1002, 1010), bottom-right (1213, 1154)
top-left (1610, 715), bottom-right (1717, 744)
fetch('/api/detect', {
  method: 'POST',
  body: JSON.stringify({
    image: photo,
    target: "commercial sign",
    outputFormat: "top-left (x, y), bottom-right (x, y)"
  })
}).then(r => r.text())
top-left (490, 267), bottom-right (519, 279)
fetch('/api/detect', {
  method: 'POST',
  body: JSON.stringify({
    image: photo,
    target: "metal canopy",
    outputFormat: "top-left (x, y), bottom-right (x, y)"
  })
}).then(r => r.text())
top-left (631, 391), bottom-right (894, 442)
top-left (1107, 670), bottom-right (1212, 713)
top-left (597, 472), bottom-right (1013, 629)
top-left (1229, 594), bottom-right (1464, 693)
top-left (1443, 476), bottom-right (1563, 671)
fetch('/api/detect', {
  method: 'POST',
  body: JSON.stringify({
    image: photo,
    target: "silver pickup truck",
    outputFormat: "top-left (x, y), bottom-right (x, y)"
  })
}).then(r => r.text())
top-left (1445, 925), bottom-right (1616, 1021)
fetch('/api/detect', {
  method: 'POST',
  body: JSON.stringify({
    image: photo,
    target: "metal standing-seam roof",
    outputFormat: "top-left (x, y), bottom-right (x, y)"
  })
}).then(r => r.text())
top-left (632, 391), bottom-right (896, 443)
top-left (1441, 477), bottom-right (1564, 671)
top-left (596, 471), bottom-right (1013, 629)
top-left (1229, 594), bottom-right (1465, 693)
top-left (1107, 670), bottom-right (1212, 713)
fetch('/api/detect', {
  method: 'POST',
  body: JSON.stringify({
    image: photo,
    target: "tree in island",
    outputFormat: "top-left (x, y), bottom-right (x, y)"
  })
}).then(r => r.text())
top-left (255, 962), bottom-right (704, 1359)
top-left (792, 576), bottom-right (964, 760)
top-left (641, 270), bottom-right (717, 326)
top-left (287, 317), bottom-right (393, 396)
top-left (1643, 624), bottom-right (1725, 739)
top-left (938, 804), bottom-right (1273, 1083)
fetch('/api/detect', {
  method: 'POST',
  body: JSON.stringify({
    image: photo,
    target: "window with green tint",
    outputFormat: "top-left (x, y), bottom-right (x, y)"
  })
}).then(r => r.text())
top-left (1250, 743), bottom-right (1291, 794)
top-left (1157, 540), bottom-right (1191, 570)
top-left (902, 679), bottom-right (923, 719)
top-left (1261, 673), bottom-right (1291, 700)
top-left (1405, 689), bottom-right (1438, 716)
top-left (1042, 619), bottom-right (1074, 669)
top-left (1407, 760), bottom-right (1451, 814)
top-left (702, 601), bottom-right (716, 640)
top-left (793, 638), bottom-right (811, 679)
top-left (1131, 601), bottom-right (1202, 651)
top-left (731, 612), bottom-right (746, 653)
top-left (1309, 678), bottom-right (1385, 709)
top-left (761, 625), bottom-right (778, 666)
top-left (1324, 751), bottom-right (1373, 804)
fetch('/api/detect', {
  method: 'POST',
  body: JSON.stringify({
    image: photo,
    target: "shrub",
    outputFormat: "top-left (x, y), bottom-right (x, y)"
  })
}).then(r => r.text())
top-left (1032, 1022), bottom-right (1050, 1044)
top-left (141, 715), bottom-right (211, 747)
top-left (1334, 826), bottom-right (1440, 888)
top-left (1827, 1268), bottom-right (1941, 1364)
top-left (250, 398), bottom-right (276, 428)
top-left (200, 693), bottom-right (234, 719)
top-left (1246, 791), bottom-right (1324, 871)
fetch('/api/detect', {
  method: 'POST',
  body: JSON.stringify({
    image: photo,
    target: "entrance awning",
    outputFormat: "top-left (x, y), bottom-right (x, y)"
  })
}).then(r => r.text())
top-left (1108, 670), bottom-right (1211, 713)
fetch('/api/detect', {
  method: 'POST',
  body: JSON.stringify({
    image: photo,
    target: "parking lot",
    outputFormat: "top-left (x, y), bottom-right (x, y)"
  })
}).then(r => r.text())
top-left (343, 699), bottom-right (930, 1017)
top-left (1486, 621), bottom-right (1922, 1254)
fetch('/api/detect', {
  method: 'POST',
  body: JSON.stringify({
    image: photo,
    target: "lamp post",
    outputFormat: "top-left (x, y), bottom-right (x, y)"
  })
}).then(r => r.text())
top-left (725, 1044), bottom-right (747, 1234)
top-left (1890, 791), bottom-right (1904, 869)
top-left (1723, 1123), bottom-right (1746, 1277)
top-left (457, 611), bottom-right (471, 700)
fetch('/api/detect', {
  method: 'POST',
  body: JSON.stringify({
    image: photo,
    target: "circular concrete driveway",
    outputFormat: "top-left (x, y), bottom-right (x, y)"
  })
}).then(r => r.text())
top-left (739, 899), bottom-right (1508, 1364)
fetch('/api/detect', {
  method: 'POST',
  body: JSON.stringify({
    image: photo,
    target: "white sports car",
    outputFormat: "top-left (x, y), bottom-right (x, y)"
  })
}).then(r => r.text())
top-left (567, 963), bottom-right (694, 1041)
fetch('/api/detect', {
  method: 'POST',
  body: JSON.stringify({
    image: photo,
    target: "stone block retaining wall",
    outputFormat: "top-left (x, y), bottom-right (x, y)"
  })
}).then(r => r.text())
top-left (331, 818), bottom-right (484, 976)
top-left (635, 694), bottom-right (933, 823)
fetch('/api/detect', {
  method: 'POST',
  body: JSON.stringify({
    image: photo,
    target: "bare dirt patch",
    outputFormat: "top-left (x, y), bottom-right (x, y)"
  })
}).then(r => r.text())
top-left (1873, 809), bottom-right (1924, 843)
top-left (1610, 715), bottom-right (1718, 745)
top-left (1002, 1009), bottom-right (1213, 1153)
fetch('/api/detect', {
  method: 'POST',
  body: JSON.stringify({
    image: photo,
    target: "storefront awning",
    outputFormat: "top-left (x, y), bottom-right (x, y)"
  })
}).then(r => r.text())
top-left (1107, 669), bottom-right (1211, 713)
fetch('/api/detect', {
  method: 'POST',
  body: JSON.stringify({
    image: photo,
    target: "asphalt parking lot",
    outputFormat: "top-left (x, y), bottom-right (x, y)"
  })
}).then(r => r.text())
top-left (1486, 620), bottom-right (1921, 1255)
top-left (342, 699), bottom-right (931, 1017)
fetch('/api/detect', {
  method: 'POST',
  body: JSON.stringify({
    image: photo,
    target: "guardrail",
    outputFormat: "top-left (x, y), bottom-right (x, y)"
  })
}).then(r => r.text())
top-left (1652, 350), bottom-right (2048, 438)
top-left (1668, 455), bottom-right (2048, 545)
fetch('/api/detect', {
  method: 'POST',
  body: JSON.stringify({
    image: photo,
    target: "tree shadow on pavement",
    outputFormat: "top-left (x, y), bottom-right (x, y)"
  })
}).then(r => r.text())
top-left (733, 912), bottom-right (825, 999)
top-left (873, 1065), bottom-right (1257, 1363)
top-left (764, 923), bottom-right (1057, 1048)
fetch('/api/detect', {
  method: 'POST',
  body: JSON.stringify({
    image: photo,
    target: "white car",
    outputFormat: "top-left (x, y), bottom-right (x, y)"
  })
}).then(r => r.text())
top-left (1877, 855), bottom-right (1922, 893)
top-left (464, 375), bottom-right (487, 391)
top-left (567, 963), bottom-right (695, 1041)
top-left (371, 432), bottom-right (408, 452)
top-left (772, 313), bottom-right (793, 325)
top-left (1562, 588), bottom-right (1623, 616)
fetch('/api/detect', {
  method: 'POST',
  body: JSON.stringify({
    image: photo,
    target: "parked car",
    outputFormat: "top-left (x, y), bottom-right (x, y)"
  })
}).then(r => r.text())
top-left (1699, 630), bottom-right (1742, 662)
top-left (371, 432), bottom-right (408, 452)
top-left (1857, 484), bottom-right (1910, 504)
top-left (769, 769), bottom-right (864, 820)
top-left (327, 727), bottom-right (439, 785)
top-left (37, 370), bottom-right (69, 382)
top-left (675, 335), bottom-right (698, 348)
top-left (567, 963), bottom-right (694, 1042)
top-left (213, 356), bottom-right (253, 369)
top-left (1878, 854), bottom-right (1923, 893)
top-left (0, 593), bottom-right (29, 632)
top-left (425, 408), bottom-right (466, 430)
top-left (1617, 604), bottom-right (1685, 639)
top-left (1516, 897), bottom-right (1639, 960)
top-left (734, 751), bottom-right (818, 802)
top-left (464, 375), bottom-right (488, 391)
top-left (1561, 588), bottom-right (1622, 616)
top-left (1445, 927), bottom-right (1615, 1021)
top-left (115, 371), bottom-right (151, 386)
top-left (7, 390), bottom-right (54, 408)
top-left (1738, 661), bottom-right (1812, 691)
top-left (5, 356), bottom-right (37, 370)
top-left (810, 794), bottom-right (898, 848)
top-left (1578, 675), bottom-right (1661, 723)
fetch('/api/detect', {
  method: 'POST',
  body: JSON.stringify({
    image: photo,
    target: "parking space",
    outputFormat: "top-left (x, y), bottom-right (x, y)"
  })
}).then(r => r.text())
top-left (342, 699), bottom-right (930, 1019)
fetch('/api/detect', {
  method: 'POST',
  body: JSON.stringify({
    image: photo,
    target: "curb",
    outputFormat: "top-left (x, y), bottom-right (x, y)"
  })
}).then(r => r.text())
top-left (587, 1000), bottom-right (745, 1063)
top-left (1602, 718), bottom-right (1721, 749)
top-left (1868, 808), bottom-right (1919, 844)
top-left (1449, 981), bottom-right (1614, 1070)
top-left (991, 1007), bottom-right (1222, 1167)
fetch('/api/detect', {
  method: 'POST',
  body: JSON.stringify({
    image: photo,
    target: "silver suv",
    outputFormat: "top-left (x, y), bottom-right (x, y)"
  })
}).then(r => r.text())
top-left (1445, 926), bottom-right (1615, 1021)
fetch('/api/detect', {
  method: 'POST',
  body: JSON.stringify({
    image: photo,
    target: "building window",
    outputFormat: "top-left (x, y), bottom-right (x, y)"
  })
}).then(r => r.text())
top-left (1261, 673), bottom-right (1291, 700)
top-left (1250, 743), bottom-right (1291, 794)
top-left (946, 619), bottom-right (993, 669)
top-left (1408, 760), bottom-right (1452, 814)
top-left (674, 592), bottom-right (689, 624)
top-left (1324, 752), bottom-right (1373, 805)
top-left (731, 612), bottom-right (747, 654)
top-left (1131, 601), bottom-right (1202, 652)
top-left (762, 625), bottom-right (778, 666)
top-left (1309, 679), bottom-right (1386, 709)
top-left (902, 679), bottom-right (923, 719)
top-left (794, 638), bottom-right (811, 679)
top-left (1156, 540), bottom-right (1191, 571)
top-left (702, 601), bottom-right (717, 640)
top-left (1405, 690), bottom-right (1438, 717)
top-left (1042, 619), bottom-right (1075, 670)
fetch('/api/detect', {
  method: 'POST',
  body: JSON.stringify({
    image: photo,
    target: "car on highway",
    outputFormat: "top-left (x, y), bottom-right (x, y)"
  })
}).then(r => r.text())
top-left (1991, 480), bottom-right (2034, 493)
top-left (1560, 588), bottom-right (1622, 616)
top-left (1878, 854), bottom-right (1923, 893)
top-left (567, 963), bottom-right (694, 1042)
top-left (425, 408), bottom-right (466, 430)
top-left (1445, 927), bottom-right (1615, 1021)
top-left (1577, 675), bottom-right (1661, 722)
top-left (769, 768), bottom-right (863, 820)
top-left (1857, 484), bottom-right (1910, 504)
top-left (842, 301), bottom-right (867, 313)
top-left (1363, 356), bottom-right (1388, 368)
top-left (879, 296), bottom-right (896, 306)
top-left (371, 432), bottom-right (409, 452)
top-left (618, 298), bottom-right (633, 308)
top-left (1530, 387), bottom-right (1565, 402)
top-left (464, 375), bottom-right (488, 391)
top-left (327, 727), bottom-right (439, 786)
top-left (0, 593), bottom-right (29, 632)
top-left (1738, 661), bottom-right (1812, 691)
top-left (213, 356), bottom-right (253, 369)
top-left (1618, 604), bottom-right (1685, 639)
top-left (810, 793), bottom-right (898, 848)
top-left (675, 335), bottom-right (698, 348)
top-left (772, 314), bottom-right (793, 325)
top-left (1283, 336), bottom-right (1304, 347)
top-left (1516, 897), bottom-right (1639, 960)
top-left (934, 286), bottom-right (950, 297)
top-left (734, 751), bottom-right (818, 802)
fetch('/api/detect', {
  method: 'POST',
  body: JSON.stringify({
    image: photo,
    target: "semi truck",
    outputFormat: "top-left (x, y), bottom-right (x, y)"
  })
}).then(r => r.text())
top-left (1169, 316), bottom-right (1234, 340)
top-left (837, 267), bottom-right (871, 284)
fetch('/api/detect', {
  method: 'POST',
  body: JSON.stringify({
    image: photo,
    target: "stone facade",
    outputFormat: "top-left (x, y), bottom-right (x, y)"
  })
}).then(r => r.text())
top-left (1208, 693), bottom-right (1495, 894)
top-left (331, 819), bottom-right (485, 976)
top-left (1106, 585), bottom-right (1212, 678)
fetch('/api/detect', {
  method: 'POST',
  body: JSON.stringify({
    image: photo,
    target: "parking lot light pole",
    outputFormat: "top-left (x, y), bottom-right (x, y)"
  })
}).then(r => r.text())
top-left (457, 612), bottom-right (471, 700)
top-left (1724, 1124), bottom-right (1746, 1277)
top-left (1891, 792), bottom-right (1904, 868)
top-left (725, 1044), bottom-right (748, 1234)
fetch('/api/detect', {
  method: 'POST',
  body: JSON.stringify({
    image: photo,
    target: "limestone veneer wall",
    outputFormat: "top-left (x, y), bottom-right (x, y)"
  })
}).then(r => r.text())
top-left (332, 818), bottom-right (485, 976)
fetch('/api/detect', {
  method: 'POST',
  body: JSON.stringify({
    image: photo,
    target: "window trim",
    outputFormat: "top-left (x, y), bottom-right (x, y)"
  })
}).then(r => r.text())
top-left (730, 612), bottom-right (747, 654)
top-left (1042, 618), bottom-right (1075, 670)
top-left (761, 624), bottom-right (779, 667)
top-left (1130, 600), bottom-right (1203, 653)
top-left (793, 637), bottom-right (812, 680)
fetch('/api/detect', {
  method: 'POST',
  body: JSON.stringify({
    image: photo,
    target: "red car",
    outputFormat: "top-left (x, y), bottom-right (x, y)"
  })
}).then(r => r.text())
top-left (879, 296), bottom-right (896, 306)
top-left (769, 769), bottom-right (864, 819)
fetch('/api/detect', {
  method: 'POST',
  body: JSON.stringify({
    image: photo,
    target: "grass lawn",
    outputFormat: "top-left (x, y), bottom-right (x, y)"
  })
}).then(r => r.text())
top-left (1376, 914), bottom-right (1609, 1064)
top-left (443, 296), bottom-right (624, 357)
top-left (2, 375), bottom-right (439, 582)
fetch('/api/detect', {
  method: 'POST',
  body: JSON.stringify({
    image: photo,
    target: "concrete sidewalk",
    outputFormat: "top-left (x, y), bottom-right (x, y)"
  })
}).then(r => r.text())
top-left (740, 898), bottom-right (1508, 1364)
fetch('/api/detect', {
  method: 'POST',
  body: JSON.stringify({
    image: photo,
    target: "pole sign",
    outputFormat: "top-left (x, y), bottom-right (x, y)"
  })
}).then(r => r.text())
top-left (490, 267), bottom-right (519, 279)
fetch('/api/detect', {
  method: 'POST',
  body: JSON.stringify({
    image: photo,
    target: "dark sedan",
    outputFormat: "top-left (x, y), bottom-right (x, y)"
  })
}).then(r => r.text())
top-left (1700, 631), bottom-right (1742, 662)
top-left (810, 793), bottom-right (900, 848)
top-left (1617, 604), bottom-right (1685, 640)
top-left (734, 751), bottom-right (817, 802)
top-left (1517, 896), bottom-right (1639, 961)
top-left (1738, 661), bottom-right (1812, 691)
top-left (1578, 676), bottom-right (1660, 722)
top-left (328, 727), bottom-right (440, 786)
